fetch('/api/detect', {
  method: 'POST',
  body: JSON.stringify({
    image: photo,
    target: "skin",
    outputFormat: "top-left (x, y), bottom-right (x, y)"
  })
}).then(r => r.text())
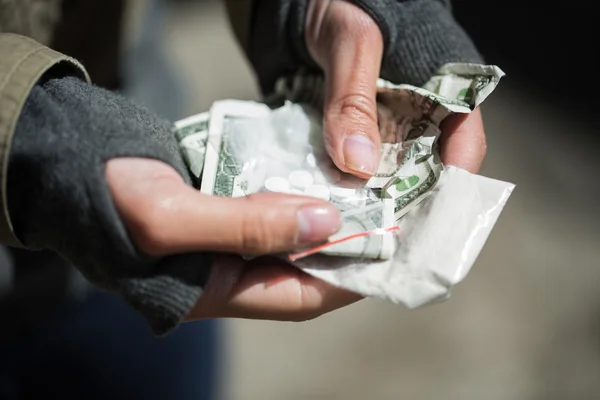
top-left (106, 0), bottom-right (487, 323)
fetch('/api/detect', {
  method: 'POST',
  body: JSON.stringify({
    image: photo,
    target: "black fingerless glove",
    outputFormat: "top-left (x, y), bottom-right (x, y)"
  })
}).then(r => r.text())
top-left (248, 0), bottom-right (485, 95)
top-left (8, 75), bottom-right (211, 336)
top-left (344, 0), bottom-right (484, 84)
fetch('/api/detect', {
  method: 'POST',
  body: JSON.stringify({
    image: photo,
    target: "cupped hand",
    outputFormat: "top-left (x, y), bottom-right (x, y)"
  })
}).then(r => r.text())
top-left (106, 158), bottom-right (361, 321)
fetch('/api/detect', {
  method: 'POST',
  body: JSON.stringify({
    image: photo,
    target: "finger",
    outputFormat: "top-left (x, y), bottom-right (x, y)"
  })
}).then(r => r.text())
top-left (187, 256), bottom-right (363, 321)
top-left (308, 0), bottom-right (384, 179)
top-left (106, 158), bottom-right (342, 257)
top-left (439, 107), bottom-right (487, 173)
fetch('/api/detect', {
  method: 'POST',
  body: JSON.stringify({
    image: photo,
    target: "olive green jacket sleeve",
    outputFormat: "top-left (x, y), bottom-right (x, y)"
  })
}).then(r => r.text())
top-left (0, 33), bottom-right (90, 247)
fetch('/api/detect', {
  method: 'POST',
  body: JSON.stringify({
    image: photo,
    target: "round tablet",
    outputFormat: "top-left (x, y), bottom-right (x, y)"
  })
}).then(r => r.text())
top-left (304, 184), bottom-right (331, 201)
top-left (264, 176), bottom-right (291, 193)
top-left (330, 185), bottom-right (356, 202)
top-left (289, 170), bottom-right (314, 189)
top-left (305, 153), bottom-right (317, 168)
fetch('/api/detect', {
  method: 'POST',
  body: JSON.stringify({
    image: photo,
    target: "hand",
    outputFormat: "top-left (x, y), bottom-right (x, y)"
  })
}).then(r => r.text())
top-left (187, 255), bottom-right (362, 322)
top-left (305, 0), bottom-right (487, 175)
top-left (106, 158), bottom-right (361, 320)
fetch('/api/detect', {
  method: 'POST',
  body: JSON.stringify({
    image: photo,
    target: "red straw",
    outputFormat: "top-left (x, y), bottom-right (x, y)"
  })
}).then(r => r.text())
top-left (288, 225), bottom-right (400, 262)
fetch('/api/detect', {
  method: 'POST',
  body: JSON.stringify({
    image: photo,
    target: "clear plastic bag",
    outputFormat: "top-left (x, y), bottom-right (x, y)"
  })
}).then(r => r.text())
top-left (226, 102), bottom-right (398, 260)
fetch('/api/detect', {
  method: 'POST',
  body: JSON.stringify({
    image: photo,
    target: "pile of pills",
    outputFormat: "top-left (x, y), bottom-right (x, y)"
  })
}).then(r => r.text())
top-left (264, 171), bottom-right (340, 202)
top-left (238, 149), bottom-right (374, 210)
top-left (259, 153), bottom-right (368, 206)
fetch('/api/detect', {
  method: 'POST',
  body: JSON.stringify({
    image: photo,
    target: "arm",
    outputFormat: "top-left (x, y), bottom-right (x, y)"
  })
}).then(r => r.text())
top-left (0, 33), bottom-right (210, 335)
top-left (9, 74), bottom-right (212, 335)
top-left (1, 34), bottom-right (348, 335)
top-left (224, 0), bottom-right (484, 95)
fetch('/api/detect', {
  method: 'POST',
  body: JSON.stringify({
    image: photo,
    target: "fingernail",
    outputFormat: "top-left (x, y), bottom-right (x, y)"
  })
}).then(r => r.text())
top-left (343, 134), bottom-right (376, 174)
top-left (297, 205), bottom-right (342, 243)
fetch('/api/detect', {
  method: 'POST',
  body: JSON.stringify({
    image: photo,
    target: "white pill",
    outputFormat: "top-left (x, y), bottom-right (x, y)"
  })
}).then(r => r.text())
top-left (304, 184), bottom-right (331, 201)
top-left (306, 153), bottom-right (317, 167)
top-left (264, 176), bottom-right (291, 193)
top-left (288, 189), bottom-right (305, 195)
top-left (289, 170), bottom-right (314, 189)
top-left (330, 186), bottom-right (356, 202)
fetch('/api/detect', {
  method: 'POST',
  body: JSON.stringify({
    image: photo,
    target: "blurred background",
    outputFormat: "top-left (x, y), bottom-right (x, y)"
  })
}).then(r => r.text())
top-left (124, 0), bottom-right (600, 399)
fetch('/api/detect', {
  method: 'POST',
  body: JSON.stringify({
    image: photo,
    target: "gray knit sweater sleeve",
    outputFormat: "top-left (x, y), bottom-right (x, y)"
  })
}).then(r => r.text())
top-left (248, 0), bottom-right (484, 95)
top-left (8, 75), bottom-right (212, 336)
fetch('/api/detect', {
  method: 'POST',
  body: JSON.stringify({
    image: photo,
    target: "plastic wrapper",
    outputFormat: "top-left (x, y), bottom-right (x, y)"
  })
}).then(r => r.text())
top-left (294, 165), bottom-right (514, 308)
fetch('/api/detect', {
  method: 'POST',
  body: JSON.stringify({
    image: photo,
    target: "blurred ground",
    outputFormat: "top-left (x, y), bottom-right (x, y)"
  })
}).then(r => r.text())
top-left (153, 1), bottom-right (600, 398)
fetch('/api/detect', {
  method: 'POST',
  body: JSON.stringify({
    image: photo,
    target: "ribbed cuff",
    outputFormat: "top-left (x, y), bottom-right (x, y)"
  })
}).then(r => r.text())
top-left (119, 275), bottom-right (204, 336)
top-left (345, 0), bottom-right (484, 85)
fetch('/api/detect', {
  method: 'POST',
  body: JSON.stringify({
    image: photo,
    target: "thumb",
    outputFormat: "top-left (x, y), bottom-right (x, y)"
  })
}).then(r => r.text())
top-left (107, 158), bottom-right (342, 257)
top-left (306, 0), bottom-right (384, 179)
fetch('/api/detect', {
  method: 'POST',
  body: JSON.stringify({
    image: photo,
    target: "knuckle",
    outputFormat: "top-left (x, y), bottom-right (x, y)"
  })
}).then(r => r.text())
top-left (337, 92), bottom-right (378, 124)
top-left (480, 137), bottom-right (488, 157)
top-left (476, 128), bottom-right (488, 160)
top-left (130, 198), bottom-right (171, 256)
top-left (287, 278), bottom-right (325, 322)
top-left (239, 208), bottom-right (280, 254)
